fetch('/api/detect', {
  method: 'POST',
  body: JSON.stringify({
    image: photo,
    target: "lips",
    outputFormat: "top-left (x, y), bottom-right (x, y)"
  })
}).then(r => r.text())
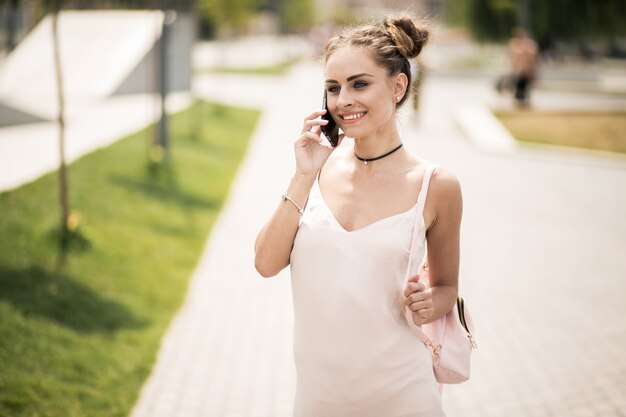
top-left (340, 111), bottom-right (366, 123)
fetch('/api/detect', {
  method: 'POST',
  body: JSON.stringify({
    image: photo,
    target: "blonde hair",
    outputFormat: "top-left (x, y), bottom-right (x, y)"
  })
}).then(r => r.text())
top-left (324, 16), bottom-right (429, 107)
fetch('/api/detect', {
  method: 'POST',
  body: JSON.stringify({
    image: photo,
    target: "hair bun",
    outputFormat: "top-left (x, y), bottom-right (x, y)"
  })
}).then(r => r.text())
top-left (383, 16), bottom-right (429, 59)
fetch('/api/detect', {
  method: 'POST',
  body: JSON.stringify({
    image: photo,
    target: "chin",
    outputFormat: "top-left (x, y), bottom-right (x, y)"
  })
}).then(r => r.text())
top-left (340, 126), bottom-right (365, 139)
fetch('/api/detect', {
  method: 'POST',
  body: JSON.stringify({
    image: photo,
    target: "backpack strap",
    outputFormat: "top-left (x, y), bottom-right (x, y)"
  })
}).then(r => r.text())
top-left (416, 163), bottom-right (437, 217)
top-left (405, 163), bottom-right (437, 279)
top-left (404, 163), bottom-right (438, 345)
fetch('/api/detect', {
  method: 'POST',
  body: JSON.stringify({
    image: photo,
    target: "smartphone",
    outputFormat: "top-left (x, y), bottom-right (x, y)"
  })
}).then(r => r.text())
top-left (320, 91), bottom-right (340, 147)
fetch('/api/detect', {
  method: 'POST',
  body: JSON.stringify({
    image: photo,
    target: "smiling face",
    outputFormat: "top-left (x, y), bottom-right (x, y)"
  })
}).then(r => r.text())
top-left (324, 46), bottom-right (407, 141)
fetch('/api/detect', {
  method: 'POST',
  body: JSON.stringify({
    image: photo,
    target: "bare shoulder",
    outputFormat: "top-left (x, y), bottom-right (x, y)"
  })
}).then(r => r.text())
top-left (430, 166), bottom-right (462, 199)
top-left (426, 165), bottom-right (463, 227)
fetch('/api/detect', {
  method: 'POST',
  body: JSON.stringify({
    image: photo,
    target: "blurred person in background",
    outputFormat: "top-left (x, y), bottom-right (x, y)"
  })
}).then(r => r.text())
top-left (255, 15), bottom-right (462, 417)
top-left (507, 26), bottom-right (539, 107)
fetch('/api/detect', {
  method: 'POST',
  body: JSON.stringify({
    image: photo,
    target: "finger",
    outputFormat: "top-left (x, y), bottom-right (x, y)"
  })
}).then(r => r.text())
top-left (412, 304), bottom-right (434, 316)
top-left (299, 131), bottom-right (324, 145)
top-left (403, 282), bottom-right (426, 297)
top-left (411, 308), bottom-right (434, 324)
top-left (301, 118), bottom-right (329, 133)
top-left (303, 110), bottom-right (327, 123)
top-left (403, 284), bottom-right (415, 298)
top-left (405, 294), bottom-right (433, 306)
top-left (408, 273), bottom-right (421, 283)
top-left (406, 291), bottom-right (428, 305)
top-left (407, 300), bottom-right (432, 312)
top-left (304, 117), bottom-right (329, 127)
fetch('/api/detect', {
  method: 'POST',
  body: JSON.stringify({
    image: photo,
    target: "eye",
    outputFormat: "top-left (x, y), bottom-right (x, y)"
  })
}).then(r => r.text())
top-left (354, 81), bottom-right (368, 89)
top-left (326, 85), bottom-right (340, 94)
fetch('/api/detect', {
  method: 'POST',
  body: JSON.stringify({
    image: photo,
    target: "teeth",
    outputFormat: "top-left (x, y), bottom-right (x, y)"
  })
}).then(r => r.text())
top-left (344, 112), bottom-right (364, 120)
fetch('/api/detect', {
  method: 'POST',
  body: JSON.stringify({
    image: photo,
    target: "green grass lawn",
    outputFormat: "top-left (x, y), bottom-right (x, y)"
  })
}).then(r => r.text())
top-left (0, 101), bottom-right (259, 417)
top-left (495, 110), bottom-right (626, 154)
top-left (202, 58), bottom-right (299, 76)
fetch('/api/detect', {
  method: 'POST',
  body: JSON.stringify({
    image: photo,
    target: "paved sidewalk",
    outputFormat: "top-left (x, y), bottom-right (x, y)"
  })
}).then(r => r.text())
top-left (128, 61), bottom-right (626, 417)
top-left (130, 65), bottom-right (317, 417)
top-left (407, 76), bottom-right (626, 416)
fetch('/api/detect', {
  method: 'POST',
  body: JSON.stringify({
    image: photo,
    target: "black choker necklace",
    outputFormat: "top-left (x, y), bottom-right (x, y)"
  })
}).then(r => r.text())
top-left (354, 143), bottom-right (404, 165)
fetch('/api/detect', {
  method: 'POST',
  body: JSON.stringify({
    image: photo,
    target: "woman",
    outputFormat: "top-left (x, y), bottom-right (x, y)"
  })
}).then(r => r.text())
top-left (255, 16), bottom-right (462, 417)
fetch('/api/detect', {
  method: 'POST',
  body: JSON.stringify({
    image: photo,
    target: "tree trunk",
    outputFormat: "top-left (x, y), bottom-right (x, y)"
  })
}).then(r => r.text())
top-left (51, 1), bottom-right (69, 235)
top-left (5, 0), bottom-right (18, 51)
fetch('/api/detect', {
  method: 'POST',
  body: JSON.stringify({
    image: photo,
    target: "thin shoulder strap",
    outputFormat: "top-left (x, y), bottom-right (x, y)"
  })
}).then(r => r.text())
top-left (416, 163), bottom-right (437, 217)
top-left (405, 163), bottom-right (437, 279)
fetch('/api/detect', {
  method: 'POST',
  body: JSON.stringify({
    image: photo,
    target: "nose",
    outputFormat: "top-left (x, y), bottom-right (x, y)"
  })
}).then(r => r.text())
top-left (336, 88), bottom-right (354, 109)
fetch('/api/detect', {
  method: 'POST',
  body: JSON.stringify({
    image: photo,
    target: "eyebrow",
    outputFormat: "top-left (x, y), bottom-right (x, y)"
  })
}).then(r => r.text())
top-left (325, 73), bottom-right (374, 83)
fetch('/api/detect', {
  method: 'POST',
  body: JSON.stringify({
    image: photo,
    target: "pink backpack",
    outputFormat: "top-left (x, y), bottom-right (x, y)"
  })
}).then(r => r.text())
top-left (403, 262), bottom-right (477, 384)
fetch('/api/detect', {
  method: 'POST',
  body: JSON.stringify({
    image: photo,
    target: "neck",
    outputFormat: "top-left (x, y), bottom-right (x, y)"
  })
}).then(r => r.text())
top-left (353, 126), bottom-right (402, 160)
top-left (353, 139), bottom-right (404, 171)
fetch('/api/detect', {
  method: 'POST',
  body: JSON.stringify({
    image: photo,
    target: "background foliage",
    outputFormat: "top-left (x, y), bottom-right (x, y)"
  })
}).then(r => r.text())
top-left (446, 0), bottom-right (626, 45)
top-left (198, 0), bottom-right (314, 37)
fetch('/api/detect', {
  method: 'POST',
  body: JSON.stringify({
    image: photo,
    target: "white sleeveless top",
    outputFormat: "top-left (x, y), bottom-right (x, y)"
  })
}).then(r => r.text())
top-left (289, 164), bottom-right (445, 417)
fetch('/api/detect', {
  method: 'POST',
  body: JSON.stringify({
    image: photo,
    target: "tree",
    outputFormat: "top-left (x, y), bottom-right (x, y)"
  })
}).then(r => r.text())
top-left (3, 0), bottom-right (19, 51)
top-left (282, 0), bottom-right (314, 33)
top-left (51, 0), bottom-right (71, 239)
top-left (198, 0), bottom-right (315, 37)
top-left (446, 0), bottom-right (626, 43)
top-left (530, 0), bottom-right (626, 42)
top-left (198, 0), bottom-right (262, 36)
top-left (446, 0), bottom-right (517, 41)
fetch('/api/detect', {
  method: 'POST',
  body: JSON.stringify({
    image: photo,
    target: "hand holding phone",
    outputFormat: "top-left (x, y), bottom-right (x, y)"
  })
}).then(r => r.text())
top-left (320, 91), bottom-right (340, 147)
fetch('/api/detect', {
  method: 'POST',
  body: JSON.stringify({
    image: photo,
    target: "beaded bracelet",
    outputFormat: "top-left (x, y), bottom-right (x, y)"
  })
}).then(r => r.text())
top-left (281, 194), bottom-right (304, 215)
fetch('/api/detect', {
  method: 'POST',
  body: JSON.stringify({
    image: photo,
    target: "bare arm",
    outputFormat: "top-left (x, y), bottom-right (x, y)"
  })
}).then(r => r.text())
top-left (254, 173), bottom-right (315, 277)
top-left (404, 167), bottom-right (463, 324)
top-left (254, 110), bottom-right (342, 277)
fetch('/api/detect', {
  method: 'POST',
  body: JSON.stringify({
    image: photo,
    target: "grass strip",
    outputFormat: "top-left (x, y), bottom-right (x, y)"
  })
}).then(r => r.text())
top-left (495, 110), bottom-right (626, 154)
top-left (0, 101), bottom-right (259, 417)
top-left (203, 58), bottom-right (299, 76)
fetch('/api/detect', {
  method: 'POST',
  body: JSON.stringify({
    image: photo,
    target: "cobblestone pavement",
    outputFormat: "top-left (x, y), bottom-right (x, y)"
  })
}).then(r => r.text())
top-left (130, 63), bottom-right (626, 417)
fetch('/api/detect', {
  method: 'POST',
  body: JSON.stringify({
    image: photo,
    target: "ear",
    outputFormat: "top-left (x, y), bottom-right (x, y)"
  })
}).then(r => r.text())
top-left (392, 72), bottom-right (409, 103)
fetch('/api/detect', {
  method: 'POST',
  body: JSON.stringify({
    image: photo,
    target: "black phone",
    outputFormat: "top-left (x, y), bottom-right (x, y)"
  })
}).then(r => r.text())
top-left (320, 91), bottom-right (340, 147)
